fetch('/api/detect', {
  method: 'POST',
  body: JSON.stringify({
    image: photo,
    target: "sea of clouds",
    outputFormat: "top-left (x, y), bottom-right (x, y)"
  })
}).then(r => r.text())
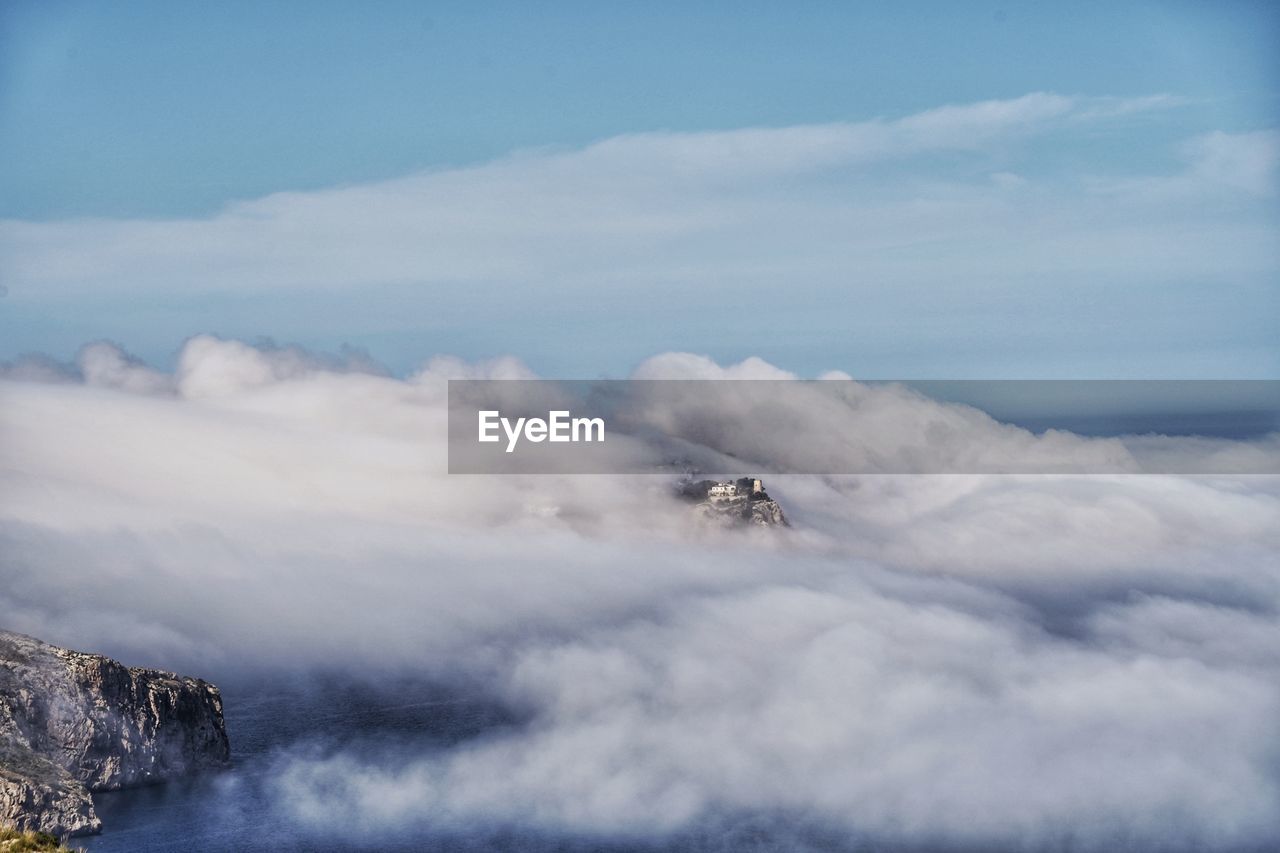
top-left (2, 336), bottom-right (1279, 851)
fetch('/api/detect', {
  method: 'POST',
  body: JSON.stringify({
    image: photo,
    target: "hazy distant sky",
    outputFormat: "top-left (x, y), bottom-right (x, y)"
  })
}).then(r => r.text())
top-left (1, 1), bottom-right (1277, 376)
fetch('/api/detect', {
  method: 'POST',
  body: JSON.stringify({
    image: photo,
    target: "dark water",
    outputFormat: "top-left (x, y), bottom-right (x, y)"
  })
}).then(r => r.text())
top-left (79, 676), bottom-right (536, 853)
top-left (1010, 410), bottom-right (1279, 440)
top-left (77, 676), bottom-right (874, 853)
top-left (72, 675), bottom-right (1276, 853)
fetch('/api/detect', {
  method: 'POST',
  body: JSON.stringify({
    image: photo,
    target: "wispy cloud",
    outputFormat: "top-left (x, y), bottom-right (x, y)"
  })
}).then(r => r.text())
top-left (0, 91), bottom-right (1231, 301)
top-left (2, 90), bottom-right (1276, 372)
top-left (3, 92), bottom-right (1272, 377)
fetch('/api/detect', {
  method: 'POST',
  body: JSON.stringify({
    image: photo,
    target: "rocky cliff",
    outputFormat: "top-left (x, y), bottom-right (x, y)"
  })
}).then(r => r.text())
top-left (0, 631), bottom-right (230, 837)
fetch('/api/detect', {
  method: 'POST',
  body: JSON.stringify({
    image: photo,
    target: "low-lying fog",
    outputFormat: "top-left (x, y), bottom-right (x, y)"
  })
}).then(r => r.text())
top-left (2, 337), bottom-right (1278, 852)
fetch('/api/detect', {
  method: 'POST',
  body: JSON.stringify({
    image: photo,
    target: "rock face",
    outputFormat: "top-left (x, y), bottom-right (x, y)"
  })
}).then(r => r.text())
top-left (679, 476), bottom-right (790, 528)
top-left (0, 748), bottom-right (97, 838)
top-left (0, 631), bottom-right (230, 837)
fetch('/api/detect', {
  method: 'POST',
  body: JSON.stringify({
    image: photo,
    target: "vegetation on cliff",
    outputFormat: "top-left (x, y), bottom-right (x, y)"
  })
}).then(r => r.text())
top-left (0, 825), bottom-right (78, 852)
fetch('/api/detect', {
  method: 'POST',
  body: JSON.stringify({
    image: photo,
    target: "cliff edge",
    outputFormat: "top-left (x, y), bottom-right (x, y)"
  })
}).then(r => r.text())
top-left (0, 631), bottom-right (230, 837)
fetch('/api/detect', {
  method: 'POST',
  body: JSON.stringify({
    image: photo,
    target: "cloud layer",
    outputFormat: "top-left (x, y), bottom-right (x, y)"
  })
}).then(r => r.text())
top-left (2, 93), bottom-right (1276, 376)
top-left (2, 337), bottom-right (1278, 850)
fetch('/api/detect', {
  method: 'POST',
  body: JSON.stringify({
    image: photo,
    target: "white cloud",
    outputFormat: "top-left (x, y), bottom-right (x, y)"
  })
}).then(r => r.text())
top-left (3, 92), bottom-right (1274, 380)
top-left (1088, 129), bottom-right (1280, 201)
top-left (1186, 129), bottom-right (1280, 195)
top-left (0, 92), bottom-right (1218, 301)
top-left (269, 582), bottom-right (1278, 849)
top-left (77, 340), bottom-right (174, 395)
top-left (2, 339), bottom-right (1278, 850)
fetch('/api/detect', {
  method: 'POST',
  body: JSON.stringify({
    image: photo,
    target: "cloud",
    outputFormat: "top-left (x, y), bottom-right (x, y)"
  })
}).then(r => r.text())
top-left (1186, 130), bottom-right (1280, 195)
top-left (574, 92), bottom-right (1082, 178)
top-left (269, 581), bottom-right (1278, 850)
top-left (2, 92), bottom-right (1274, 379)
top-left (174, 334), bottom-right (388, 398)
top-left (77, 340), bottom-right (174, 395)
top-left (1088, 129), bottom-right (1280, 201)
top-left (2, 338), bottom-right (1279, 850)
top-left (0, 92), bottom-right (1207, 298)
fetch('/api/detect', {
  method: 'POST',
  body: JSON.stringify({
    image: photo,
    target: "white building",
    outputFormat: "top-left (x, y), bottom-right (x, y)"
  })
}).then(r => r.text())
top-left (707, 478), bottom-right (765, 501)
top-left (708, 482), bottom-right (738, 500)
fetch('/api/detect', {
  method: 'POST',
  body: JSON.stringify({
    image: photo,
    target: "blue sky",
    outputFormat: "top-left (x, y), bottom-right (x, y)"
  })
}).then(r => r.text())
top-left (1, 1), bottom-right (1277, 377)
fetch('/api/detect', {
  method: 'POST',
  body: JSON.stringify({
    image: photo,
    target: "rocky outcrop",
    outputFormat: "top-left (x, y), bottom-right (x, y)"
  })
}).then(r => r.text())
top-left (0, 747), bottom-right (98, 837)
top-left (0, 631), bottom-right (230, 837)
top-left (679, 476), bottom-right (790, 528)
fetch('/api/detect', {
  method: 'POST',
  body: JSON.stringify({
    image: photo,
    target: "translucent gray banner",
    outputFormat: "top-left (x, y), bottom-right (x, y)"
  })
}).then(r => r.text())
top-left (447, 380), bottom-right (1280, 474)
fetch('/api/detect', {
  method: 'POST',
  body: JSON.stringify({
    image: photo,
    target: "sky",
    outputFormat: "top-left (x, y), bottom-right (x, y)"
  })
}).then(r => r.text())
top-left (2, 7), bottom-right (1280, 847)
top-left (0, 0), bottom-right (1277, 376)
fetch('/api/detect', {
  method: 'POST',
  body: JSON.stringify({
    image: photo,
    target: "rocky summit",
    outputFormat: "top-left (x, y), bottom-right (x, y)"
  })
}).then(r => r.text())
top-left (0, 631), bottom-right (230, 838)
top-left (678, 476), bottom-right (790, 528)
